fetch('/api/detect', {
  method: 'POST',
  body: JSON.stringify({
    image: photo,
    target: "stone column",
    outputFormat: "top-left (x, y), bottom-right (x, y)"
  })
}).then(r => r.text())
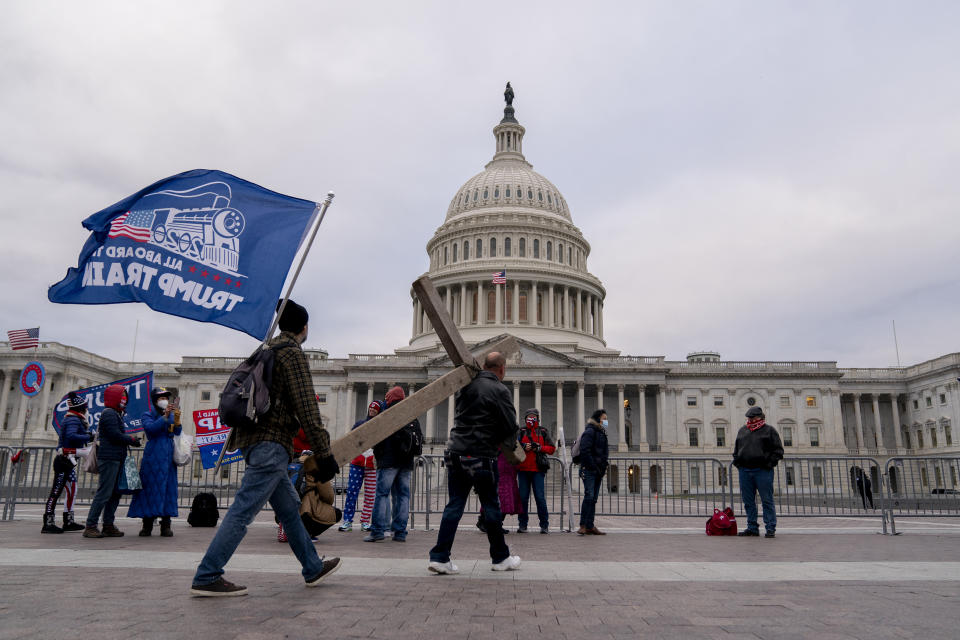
top-left (598, 301), bottom-right (604, 338)
top-left (832, 390), bottom-right (845, 448)
top-left (14, 386), bottom-right (29, 439)
top-left (596, 384), bottom-right (604, 417)
top-left (658, 387), bottom-right (667, 448)
top-left (0, 370), bottom-right (12, 431)
top-left (531, 282), bottom-right (538, 325)
top-left (495, 283), bottom-right (502, 324)
top-left (534, 380), bottom-right (542, 414)
top-left (366, 383), bottom-right (374, 409)
top-left (513, 381), bottom-right (521, 423)
top-left (408, 383), bottom-right (416, 399)
top-left (853, 393), bottom-right (865, 450)
top-left (345, 383), bottom-right (355, 425)
top-left (556, 382), bottom-right (564, 434)
top-left (638, 385), bottom-right (647, 445)
top-left (576, 290), bottom-right (582, 331)
top-left (871, 395), bottom-right (883, 450)
top-left (548, 284), bottom-right (554, 328)
top-left (459, 285), bottom-right (466, 326)
top-left (412, 299), bottom-right (418, 336)
top-left (477, 280), bottom-right (484, 325)
top-left (563, 286), bottom-right (570, 329)
top-left (513, 281), bottom-right (519, 325)
top-left (577, 381), bottom-right (585, 435)
top-left (447, 395), bottom-right (456, 438)
top-left (426, 406), bottom-right (436, 441)
top-left (891, 393), bottom-right (903, 450)
top-left (617, 384), bottom-right (627, 451)
top-left (445, 287), bottom-right (452, 317)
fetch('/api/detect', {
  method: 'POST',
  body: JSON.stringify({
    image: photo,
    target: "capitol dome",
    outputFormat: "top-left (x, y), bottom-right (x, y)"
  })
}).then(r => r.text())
top-left (400, 85), bottom-right (616, 355)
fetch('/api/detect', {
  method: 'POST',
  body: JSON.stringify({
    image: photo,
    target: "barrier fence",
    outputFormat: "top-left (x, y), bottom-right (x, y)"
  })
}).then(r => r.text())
top-left (2, 446), bottom-right (958, 534)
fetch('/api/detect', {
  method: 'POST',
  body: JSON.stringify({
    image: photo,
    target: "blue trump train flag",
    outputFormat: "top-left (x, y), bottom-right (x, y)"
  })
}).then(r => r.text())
top-left (48, 169), bottom-right (319, 340)
top-left (51, 372), bottom-right (154, 436)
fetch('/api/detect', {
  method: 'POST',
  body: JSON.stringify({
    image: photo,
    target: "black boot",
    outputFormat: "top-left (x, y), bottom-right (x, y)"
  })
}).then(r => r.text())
top-left (62, 511), bottom-right (84, 532)
top-left (139, 517), bottom-right (154, 537)
top-left (41, 513), bottom-right (64, 534)
top-left (160, 516), bottom-right (173, 538)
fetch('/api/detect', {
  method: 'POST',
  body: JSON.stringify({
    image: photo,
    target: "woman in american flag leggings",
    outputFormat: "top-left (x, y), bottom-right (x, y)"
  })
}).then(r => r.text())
top-left (339, 401), bottom-right (382, 532)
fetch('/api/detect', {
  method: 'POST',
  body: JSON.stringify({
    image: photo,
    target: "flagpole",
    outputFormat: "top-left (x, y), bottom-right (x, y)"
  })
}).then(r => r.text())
top-left (215, 191), bottom-right (335, 473)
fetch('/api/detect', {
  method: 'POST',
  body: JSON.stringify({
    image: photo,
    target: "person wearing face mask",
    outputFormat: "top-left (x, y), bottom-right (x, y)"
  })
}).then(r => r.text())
top-left (84, 384), bottom-right (141, 538)
top-left (576, 409), bottom-right (609, 536)
top-left (41, 392), bottom-right (95, 533)
top-left (128, 387), bottom-right (182, 537)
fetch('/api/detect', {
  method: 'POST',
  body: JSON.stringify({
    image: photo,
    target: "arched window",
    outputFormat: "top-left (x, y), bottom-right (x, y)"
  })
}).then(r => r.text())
top-left (486, 290), bottom-right (496, 322)
top-left (533, 239), bottom-right (540, 258)
top-left (568, 247), bottom-right (572, 265)
top-left (505, 186), bottom-right (511, 198)
top-left (494, 187), bottom-right (500, 198)
top-left (482, 188), bottom-right (488, 199)
top-left (490, 237), bottom-right (497, 257)
top-left (476, 238), bottom-right (482, 258)
top-left (527, 188), bottom-right (533, 199)
top-left (518, 237), bottom-right (525, 257)
top-left (547, 193), bottom-right (552, 204)
top-left (463, 241), bottom-right (469, 260)
top-left (443, 246), bottom-right (448, 265)
top-left (538, 190), bottom-right (543, 202)
top-left (504, 237), bottom-right (511, 257)
top-left (473, 189), bottom-right (478, 201)
top-left (546, 241), bottom-right (552, 261)
top-left (558, 243), bottom-right (563, 262)
top-left (453, 243), bottom-right (458, 262)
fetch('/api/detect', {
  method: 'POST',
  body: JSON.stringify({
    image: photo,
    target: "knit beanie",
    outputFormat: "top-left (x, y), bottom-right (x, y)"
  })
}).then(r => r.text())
top-left (277, 299), bottom-right (309, 333)
top-left (66, 391), bottom-right (87, 411)
top-left (385, 386), bottom-right (405, 405)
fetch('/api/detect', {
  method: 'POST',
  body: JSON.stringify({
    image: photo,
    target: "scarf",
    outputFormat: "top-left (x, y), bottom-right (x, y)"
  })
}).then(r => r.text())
top-left (747, 417), bottom-right (766, 431)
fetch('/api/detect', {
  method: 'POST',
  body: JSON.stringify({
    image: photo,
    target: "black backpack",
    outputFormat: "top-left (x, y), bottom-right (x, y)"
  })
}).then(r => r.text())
top-left (218, 344), bottom-right (288, 431)
top-left (398, 423), bottom-right (423, 457)
top-left (187, 492), bottom-right (219, 527)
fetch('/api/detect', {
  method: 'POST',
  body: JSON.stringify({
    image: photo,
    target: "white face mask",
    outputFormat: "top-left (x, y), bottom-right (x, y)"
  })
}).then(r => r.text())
top-left (157, 399), bottom-right (169, 410)
top-left (601, 419), bottom-right (609, 428)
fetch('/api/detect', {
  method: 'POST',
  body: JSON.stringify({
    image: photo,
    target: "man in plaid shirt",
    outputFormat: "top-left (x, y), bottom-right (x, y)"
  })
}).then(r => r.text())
top-left (192, 300), bottom-right (342, 597)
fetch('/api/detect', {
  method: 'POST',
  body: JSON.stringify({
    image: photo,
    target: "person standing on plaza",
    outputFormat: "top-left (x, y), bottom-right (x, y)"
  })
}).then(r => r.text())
top-left (42, 392), bottom-right (95, 534)
top-left (83, 385), bottom-right (141, 538)
top-left (340, 401), bottom-right (382, 532)
top-left (428, 352), bottom-right (522, 574)
top-left (365, 387), bottom-right (421, 543)
top-left (516, 408), bottom-right (555, 534)
top-left (190, 300), bottom-right (342, 596)
top-left (128, 387), bottom-right (181, 537)
top-left (577, 409), bottom-right (609, 536)
top-left (733, 406), bottom-right (784, 538)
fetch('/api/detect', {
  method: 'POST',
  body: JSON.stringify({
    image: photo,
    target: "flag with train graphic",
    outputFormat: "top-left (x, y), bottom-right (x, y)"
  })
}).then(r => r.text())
top-left (48, 169), bottom-right (319, 339)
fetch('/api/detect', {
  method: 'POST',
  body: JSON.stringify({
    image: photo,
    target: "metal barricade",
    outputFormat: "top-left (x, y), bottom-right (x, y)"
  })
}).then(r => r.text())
top-left (727, 456), bottom-right (886, 518)
top-left (884, 456), bottom-right (960, 534)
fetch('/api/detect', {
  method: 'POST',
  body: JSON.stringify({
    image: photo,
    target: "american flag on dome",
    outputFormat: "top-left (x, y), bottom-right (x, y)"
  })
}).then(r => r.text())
top-left (6, 328), bottom-right (39, 350)
top-left (492, 270), bottom-right (506, 284)
top-left (107, 210), bottom-right (154, 242)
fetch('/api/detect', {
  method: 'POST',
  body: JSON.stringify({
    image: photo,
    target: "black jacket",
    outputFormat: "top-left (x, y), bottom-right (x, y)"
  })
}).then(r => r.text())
top-left (373, 418), bottom-right (422, 470)
top-left (97, 408), bottom-right (137, 462)
top-left (578, 419), bottom-right (609, 474)
top-left (447, 371), bottom-right (519, 459)
top-left (732, 424), bottom-right (784, 470)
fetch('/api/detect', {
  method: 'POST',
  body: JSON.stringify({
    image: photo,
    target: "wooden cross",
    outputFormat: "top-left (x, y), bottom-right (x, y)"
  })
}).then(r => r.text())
top-left (328, 275), bottom-right (521, 465)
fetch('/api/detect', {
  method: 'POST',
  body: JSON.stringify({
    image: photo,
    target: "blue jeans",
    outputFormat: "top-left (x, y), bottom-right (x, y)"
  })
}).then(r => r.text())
top-left (517, 471), bottom-right (548, 529)
top-left (579, 468), bottom-right (603, 528)
top-left (430, 453), bottom-right (510, 564)
top-left (193, 442), bottom-right (324, 586)
top-left (739, 467), bottom-right (776, 533)
top-left (371, 467), bottom-right (411, 539)
top-left (86, 459), bottom-right (123, 527)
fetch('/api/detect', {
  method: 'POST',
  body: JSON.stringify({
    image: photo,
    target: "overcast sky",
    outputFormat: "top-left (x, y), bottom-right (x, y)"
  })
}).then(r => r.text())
top-left (1, 1), bottom-right (958, 368)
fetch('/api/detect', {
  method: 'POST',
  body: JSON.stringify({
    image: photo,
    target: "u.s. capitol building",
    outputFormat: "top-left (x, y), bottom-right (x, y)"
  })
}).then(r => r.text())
top-left (3, 92), bottom-right (958, 481)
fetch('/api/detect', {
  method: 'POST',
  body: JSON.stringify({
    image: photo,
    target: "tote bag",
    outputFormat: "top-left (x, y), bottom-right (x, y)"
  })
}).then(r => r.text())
top-left (173, 433), bottom-right (193, 467)
top-left (117, 454), bottom-right (142, 494)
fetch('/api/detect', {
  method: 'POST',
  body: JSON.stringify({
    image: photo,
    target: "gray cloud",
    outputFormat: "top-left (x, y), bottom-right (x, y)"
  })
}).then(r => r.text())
top-left (1, 1), bottom-right (958, 367)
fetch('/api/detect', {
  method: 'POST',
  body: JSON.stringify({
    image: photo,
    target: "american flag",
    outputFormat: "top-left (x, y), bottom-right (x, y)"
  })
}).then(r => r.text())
top-left (492, 270), bottom-right (506, 284)
top-left (108, 210), bottom-right (155, 242)
top-left (7, 328), bottom-right (39, 350)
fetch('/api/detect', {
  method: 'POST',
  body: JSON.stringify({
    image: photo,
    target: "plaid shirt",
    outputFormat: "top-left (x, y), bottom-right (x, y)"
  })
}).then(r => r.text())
top-left (230, 332), bottom-right (331, 460)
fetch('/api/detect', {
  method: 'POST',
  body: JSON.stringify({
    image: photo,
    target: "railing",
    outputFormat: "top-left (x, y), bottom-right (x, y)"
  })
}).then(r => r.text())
top-left (883, 456), bottom-right (960, 534)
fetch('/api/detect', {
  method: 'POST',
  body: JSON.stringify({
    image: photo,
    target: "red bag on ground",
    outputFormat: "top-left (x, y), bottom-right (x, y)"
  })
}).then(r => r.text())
top-left (705, 507), bottom-right (738, 536)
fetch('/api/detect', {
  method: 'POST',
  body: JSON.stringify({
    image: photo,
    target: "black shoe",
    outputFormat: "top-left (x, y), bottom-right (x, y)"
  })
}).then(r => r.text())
top-left (62, 512), bottom-right (84, 532)
top-left (540, 527), bottom-right (549, 534)
top-left (306, 557), bottom-right (342, 587)
top-left (476, 519), bottom-right (487, 533)
top-left (42, 514), bottom-right (64, 534)
top-left (517, 526), bottom-right (528, 533)
top-left (738, 529), bottom-right (759, 537)
top-left (765, 531), bottom-right (776, 538)
top-left (190, 577), bottom-right (248, 597)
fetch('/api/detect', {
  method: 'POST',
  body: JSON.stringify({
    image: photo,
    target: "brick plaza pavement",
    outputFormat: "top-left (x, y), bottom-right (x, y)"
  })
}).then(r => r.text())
top-left (1, 508), bottom-right (959, 639)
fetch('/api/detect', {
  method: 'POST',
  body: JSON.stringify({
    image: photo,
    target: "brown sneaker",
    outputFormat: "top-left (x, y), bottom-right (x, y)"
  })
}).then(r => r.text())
top-left (305, 557), bottom-right (342, 587)
top-left (82, 526), bottom-right (103, 538)
top-left (587, 527), bottom-right (606, 536)
top-left (576, 526), bottom-right (588, 536)
top-left (190, 577), bottom-right (248, 597)
top-left (102, 524), bottom-right (125, 537)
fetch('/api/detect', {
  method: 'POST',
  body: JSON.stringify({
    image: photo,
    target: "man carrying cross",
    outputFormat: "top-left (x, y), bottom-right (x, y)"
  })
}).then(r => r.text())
top-left (428, 351), bottom-right (523, 574)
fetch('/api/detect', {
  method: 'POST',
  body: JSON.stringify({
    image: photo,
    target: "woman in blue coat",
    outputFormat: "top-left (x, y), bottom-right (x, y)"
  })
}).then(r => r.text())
top-left (128, 387), bottom-right (182, 537)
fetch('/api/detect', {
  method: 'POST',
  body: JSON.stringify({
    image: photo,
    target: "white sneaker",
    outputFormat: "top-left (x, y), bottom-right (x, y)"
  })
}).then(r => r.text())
top-left (491, 555), bottom-right (522, 571)
top-left (428, 561), bottom-right (459, 575)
